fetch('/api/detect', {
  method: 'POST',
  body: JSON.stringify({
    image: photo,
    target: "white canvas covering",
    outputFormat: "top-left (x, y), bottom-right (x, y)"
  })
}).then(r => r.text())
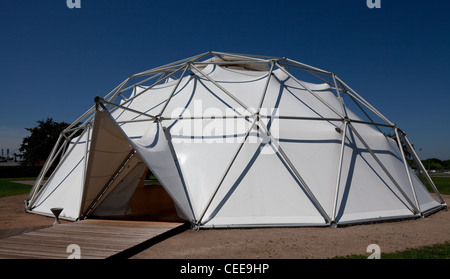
top-left (26, 51), bottom-right (446, 228)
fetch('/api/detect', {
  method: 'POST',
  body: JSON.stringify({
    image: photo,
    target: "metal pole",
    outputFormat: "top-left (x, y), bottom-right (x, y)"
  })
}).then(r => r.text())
top-left (331, 121), bottom-right (348, 224)
top-left (211, 51), bottom-right (284, 61)
top-left (193, 60), bottom-right (272, 67)
top-left (97, 97), bottom-right (156, 120)
top-left (284, 58), bottom-right (332, 75)
top-left (257, 61), bottom-right (275, 112)
top-left (262, 115), bottom-right (342, 122)
top-left (80, 149), bottom-right (137, 219)
top-left (81, 124), bottom-right (92, 209)
top-left (63, 106), bottom-right (95, 133)
top-left (394, 127), bottom-right (421, 213)
top-left (211, 51), bottom-right (270, 63)
top-left (332, 74), bottom-right (348, 117)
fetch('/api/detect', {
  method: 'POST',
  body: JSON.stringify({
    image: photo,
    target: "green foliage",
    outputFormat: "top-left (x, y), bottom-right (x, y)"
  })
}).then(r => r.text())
top-left (421, 158), bottom-right (450, 171)
top-left (444, 160), bottom-right (450, 168)
top-left (19, 118), bottom-right (69, 167)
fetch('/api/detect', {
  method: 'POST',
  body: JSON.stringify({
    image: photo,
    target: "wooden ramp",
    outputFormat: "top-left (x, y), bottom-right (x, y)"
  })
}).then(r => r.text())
top-left (0, 219), bottom-right (187, 259)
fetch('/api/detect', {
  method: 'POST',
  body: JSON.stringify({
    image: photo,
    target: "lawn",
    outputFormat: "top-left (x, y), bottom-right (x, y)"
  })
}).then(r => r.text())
top-left (0, 178), bottom-right (34, 198)
top-left (335, 242), bottom-right (450, 259)
top-left (424, 176), bottom-right (450, 195)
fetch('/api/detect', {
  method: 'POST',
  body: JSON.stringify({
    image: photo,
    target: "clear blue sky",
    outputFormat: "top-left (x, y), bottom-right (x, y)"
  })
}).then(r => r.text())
top-left (1, 0), bottom-right (449, 160)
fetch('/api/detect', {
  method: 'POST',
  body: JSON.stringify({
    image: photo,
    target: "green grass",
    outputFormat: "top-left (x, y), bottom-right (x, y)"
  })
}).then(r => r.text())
top-left (0, 178), bottom-right (34, 198)
top-left (424, 176), bottom-right (450, 195)
top-left (334, 242), bottom-right (450, 259)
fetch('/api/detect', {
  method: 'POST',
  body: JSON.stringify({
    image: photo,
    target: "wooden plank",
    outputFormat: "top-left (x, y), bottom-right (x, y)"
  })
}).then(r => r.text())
top-left (0, 242), bottom-right (116, 259)
top-left (8, 234), bottom-right (143, 247)
top-left (2, 233), bottom-right (137, 246)
top-left (0, 220), bottom-right (186, 259)
top-left (46, 226), bottom-right (170, 236)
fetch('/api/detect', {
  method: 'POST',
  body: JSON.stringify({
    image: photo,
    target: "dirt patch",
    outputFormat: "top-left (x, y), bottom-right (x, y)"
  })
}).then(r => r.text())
top-left (0, 195), bottom-right (61, 229)
top-left (1, 193), bottom-right (449, 259)
top-left (132, 195), bottom-right (450, 259)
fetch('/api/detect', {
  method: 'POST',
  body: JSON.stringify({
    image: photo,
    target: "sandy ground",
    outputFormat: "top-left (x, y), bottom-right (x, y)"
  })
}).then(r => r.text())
top-left (0, 194), bottom-right (70, 239)
top-left (0, 193), bottom-right (449, 259)
top-left (132, 197), bottom-right (450, 259)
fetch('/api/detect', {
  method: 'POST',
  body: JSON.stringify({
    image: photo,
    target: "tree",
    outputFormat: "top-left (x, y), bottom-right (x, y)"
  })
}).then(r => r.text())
top-left (19, 118), bottom-right (69, 166)
top-left (421, 158), bottom-right (444, 171)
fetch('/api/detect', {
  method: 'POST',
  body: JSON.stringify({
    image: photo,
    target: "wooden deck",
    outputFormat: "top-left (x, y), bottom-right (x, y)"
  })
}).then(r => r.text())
top-left (0, 219), bottom-right (187, 259)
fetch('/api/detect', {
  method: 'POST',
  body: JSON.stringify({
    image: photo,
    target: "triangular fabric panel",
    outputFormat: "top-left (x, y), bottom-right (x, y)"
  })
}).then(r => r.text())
top-left (80, 110), bottom-right (135, 216)
top-left (92, 161), bottom-right (147, 216)
top-left (335, 125), bottom-right (419, 223)
top-left (129, 122), bottom-right (196, 222)
top-left (29, 128), bottom-right (92, 220)
top-left (201, 128), bottom-right (327, 227)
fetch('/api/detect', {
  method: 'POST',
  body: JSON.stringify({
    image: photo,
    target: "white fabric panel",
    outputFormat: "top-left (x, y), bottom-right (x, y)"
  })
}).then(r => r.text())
top-left (129, 122), bottom-right (195, 222)
top-left (274, 119), bottom-right (342, 216)
top-left (113, 80), bottom-right (189, 137)
top-left (269, 69), bottom-right (342, 119)
top-left (92, 162), bottom-right (147, 216)
top-left (202, 129), bottom-right (326, 227)
top-left (206, 65), bottom-right (268, 110)
top-left (30, 129), bottom-right (91, 220)
top-left (382, 136), bottom-right (441, 212)
top-left (161, 73), bottom-right (251, 119)
top-left (410, 173), bottom-right (441, 212)
top-left (170, 135), bottom-right (247, 218)
top-left (168, 116), bottom-right (253, 218)
top-left (80, 111), bottom-right (134, 214)
top-left (335, 127), bottom-right (414, 223)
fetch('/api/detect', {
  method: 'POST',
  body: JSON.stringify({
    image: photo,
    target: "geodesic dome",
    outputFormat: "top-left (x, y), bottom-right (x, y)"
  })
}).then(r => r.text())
top-left (25, 51), bottom-right (446, 228)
